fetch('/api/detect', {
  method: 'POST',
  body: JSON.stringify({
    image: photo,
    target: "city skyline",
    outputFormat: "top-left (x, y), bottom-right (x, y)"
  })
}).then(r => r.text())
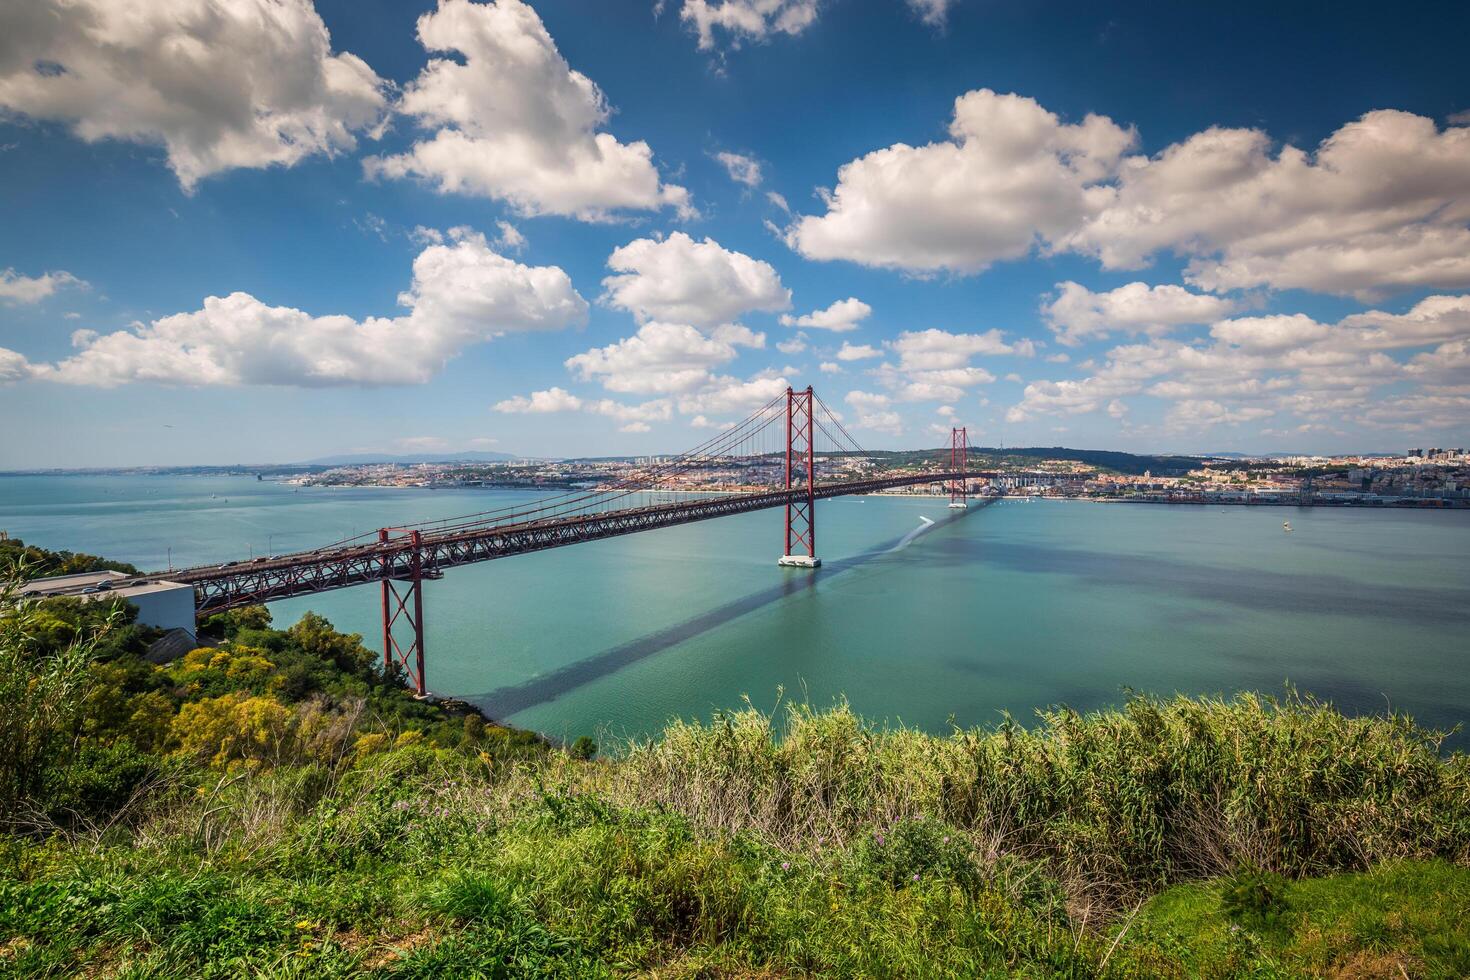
top-left (2, 0), bottom-right (1469, 467)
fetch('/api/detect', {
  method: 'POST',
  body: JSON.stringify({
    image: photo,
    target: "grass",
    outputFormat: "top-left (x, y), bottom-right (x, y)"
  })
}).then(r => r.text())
top-left (2, 807), bottom-right (1466, 977)
top-left (1130, 860), bottom-right (1470, 978)
top-left (2, 695), bottom-right (1468, 977)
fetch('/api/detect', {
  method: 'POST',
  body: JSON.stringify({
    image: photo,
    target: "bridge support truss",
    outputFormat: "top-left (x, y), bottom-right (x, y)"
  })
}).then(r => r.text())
top-left (379, 528), bottom-right (428, 696)
top-left (949, 426), bottom-right (969, 509)
top-left (778, 385), bottom-right (821, 568)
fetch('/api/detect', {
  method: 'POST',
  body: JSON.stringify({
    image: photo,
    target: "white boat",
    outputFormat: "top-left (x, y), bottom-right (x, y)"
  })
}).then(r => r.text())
top-left (1283, 521), bottom-right (1292, 532)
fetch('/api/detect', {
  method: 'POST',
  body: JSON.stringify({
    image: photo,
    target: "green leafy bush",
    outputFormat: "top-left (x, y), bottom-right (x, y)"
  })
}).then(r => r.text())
top-left (39, 739), bottom-right (168, 827)
top-left (848, 817), bottom-right (982, 891)
top-left (1220, 865), bottom-right (1291, 934)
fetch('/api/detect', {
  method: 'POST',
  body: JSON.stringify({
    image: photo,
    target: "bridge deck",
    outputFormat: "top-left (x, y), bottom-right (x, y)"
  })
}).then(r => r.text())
top-left (157, 471), bottom-right (994, 613)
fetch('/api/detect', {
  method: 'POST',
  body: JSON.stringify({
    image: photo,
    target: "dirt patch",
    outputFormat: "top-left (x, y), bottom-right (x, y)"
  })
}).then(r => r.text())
top-left (1328, 949), bottom-right (1418, 979)
top-left (359, 927), bottom-right (438, 970)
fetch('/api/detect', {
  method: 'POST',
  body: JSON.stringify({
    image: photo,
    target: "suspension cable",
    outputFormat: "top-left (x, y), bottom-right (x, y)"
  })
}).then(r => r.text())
top-left (399, 393), bottom-right (790, 536)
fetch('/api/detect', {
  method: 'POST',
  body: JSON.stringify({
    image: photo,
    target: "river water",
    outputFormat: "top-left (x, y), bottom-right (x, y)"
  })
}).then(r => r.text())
top-left (3, 474), bottom-right (1468, 745)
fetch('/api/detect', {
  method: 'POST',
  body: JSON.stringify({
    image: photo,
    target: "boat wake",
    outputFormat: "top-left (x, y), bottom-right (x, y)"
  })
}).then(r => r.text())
top-left (885, 516), bottom-right (936, 554)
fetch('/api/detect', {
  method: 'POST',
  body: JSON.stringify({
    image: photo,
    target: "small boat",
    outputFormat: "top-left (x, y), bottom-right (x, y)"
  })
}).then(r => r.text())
top-left (1283, 521), bottom-right (1292, 532)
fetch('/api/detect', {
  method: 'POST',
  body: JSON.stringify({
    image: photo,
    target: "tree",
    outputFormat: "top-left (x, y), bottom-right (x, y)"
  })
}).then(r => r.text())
top-left (288, 612), bottom-right (375, 677)
top-left (0, 536), bottom-right (139, 579)
top-left (170, 692), bottom-right (294, 770)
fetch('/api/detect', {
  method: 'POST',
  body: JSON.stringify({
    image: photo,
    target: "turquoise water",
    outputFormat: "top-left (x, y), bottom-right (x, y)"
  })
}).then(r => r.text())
top-left (2, 475), bottom-right (1468, 744)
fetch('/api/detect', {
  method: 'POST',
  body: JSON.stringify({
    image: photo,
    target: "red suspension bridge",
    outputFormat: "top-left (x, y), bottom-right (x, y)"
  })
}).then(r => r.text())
top-left (151, 387), bottom-right (996, 695)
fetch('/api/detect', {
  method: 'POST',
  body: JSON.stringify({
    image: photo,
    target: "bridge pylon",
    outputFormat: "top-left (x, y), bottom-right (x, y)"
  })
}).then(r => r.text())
top-left (778, 385), bottom-right (821, 568)
top-left (949, 426), bottom-right (969, 509)
top-left (379, 528), bottom-right (428, 696)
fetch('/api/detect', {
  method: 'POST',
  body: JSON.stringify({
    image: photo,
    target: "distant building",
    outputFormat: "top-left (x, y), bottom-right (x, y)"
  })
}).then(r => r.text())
top-left (20, 570), bottom-right (197, 638)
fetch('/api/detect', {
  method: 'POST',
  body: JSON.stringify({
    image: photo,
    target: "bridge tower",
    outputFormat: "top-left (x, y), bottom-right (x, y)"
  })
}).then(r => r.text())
top-left (949, 426), bottom-right (969, 509)
top-left (778, 385), bottom-right (821, 568)
top-left (379, 528), bottom-right (428, 696)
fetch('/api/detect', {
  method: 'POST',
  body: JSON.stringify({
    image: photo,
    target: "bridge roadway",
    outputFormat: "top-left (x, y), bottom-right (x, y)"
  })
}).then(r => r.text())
top-left (155, 470), bottom-right (996, 614)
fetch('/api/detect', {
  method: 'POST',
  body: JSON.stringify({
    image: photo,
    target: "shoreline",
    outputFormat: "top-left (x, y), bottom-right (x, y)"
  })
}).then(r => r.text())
top-left (1049, 494), bottom-right (1468, 510)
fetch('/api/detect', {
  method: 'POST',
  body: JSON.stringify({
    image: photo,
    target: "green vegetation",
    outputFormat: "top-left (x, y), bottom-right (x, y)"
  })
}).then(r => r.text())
top-left (3, 544), bottom-right (1468, 977)
top-left (1, 535), bottom-right (139, 579)
top-left (0, 544), bottom-right (543, 829)
top-left (968, 446), bottom-right (1203, 476)
top-left (859, 446), bottom-right (1203, 476)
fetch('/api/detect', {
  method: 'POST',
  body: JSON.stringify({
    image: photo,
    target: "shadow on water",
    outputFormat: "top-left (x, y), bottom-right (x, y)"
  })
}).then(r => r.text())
top-left (465, 504), bottom-right (979, 718)
top-left (931, 537), bottom-right (1470, 626)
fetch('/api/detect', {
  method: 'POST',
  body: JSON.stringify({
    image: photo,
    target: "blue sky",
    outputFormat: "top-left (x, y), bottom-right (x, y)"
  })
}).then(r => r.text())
top-left (1, 0), bottom-right (1468, 467)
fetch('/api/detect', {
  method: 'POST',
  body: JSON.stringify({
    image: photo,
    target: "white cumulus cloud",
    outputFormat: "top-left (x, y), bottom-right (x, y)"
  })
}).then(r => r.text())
top-left (0, 347), bottom-right (32, 383)
top-left (1066, 110), bottom-right (1470, 298)
top-left (0, 0), bottom-right (388, 190)
top-left (787, 91), bottom-right (1470, 298)
top-left (494, 389), bottom-right (673, 433)
top-left (565, 321), bottom-right (744, 394)
top-left (494, 387), bottom-right (584, 413)
top-left (1043, 281), bottom-right (1238, 346)
top-left (1007, 292), bottom-right (1470, 434)
top-left (366, 0), bottom-right (689, 221)
top-left (0, 268), bottom-right (84, 304)
top-left (890, 328), bottom-right (1016, 369)
top-left (715, 150), bottom-right (762, 187)
top-left (601, 232), bottom-right (790, 327)
top-left (855, 328), bottom-right (1011, 406)
top-left (677, 0), bottom-right (822, 51)
top-left (843, 390), bottom-right (902, 434)
top-left (1207, 314), bottom-right (1332, 353)
top-left (1166, 399), bottom-right (1275, 430)
top-left (836, 342), bottom-right (880, 361)
top-left (495, 220), bottom-right (526, 252)
top-left (675, 374), bottom-right (790, 415)
top-left (25, 229), bottom-right (586, 387)
top-left (906, 0), bottom-right (958, 27)
top-left (589, 397), bottom-right (674, 431)
top-left (786, 89), bottom-right (1136, 274)
top-left (779, 297), bottom-right (871, 332)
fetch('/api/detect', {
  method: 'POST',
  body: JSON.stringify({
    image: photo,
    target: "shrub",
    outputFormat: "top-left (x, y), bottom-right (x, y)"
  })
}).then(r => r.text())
top-left (1220, 865), bottom-right (1291, 934)
top-left (848, 818), bottom-right (983, 892)
top-left (40, 739), bottom-right (167, 827)
top-left (613, 693), bottom-right (1470, 901)
top-left (171, 691), bottom-right (296, 769)
top-left (569, 735), bottom-right (597, 761)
